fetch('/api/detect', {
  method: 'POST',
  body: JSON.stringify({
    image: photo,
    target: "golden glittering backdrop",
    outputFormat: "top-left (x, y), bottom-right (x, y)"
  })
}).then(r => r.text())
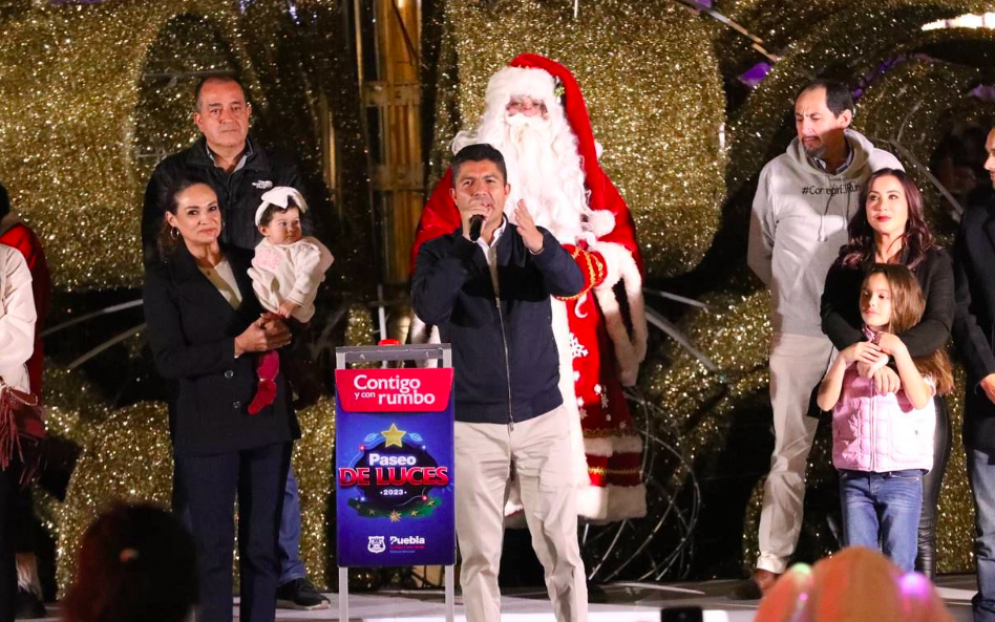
top-left (854, 58), bottom-right (988, 238)
top-left (727, 0), bottom-right (988, 195)
top-left (133, 13), bottom-right (252, 194)
top-left (19, 0), bottom-right (995, 590)
top-left (0, 0), bottom-right (265, 291)
top-left (430, 0), bottom-right (727, 277)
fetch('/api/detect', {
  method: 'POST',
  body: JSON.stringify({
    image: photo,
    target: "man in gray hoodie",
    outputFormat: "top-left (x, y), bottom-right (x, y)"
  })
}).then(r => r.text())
top-left (743, 79), bottom-right (903, 595)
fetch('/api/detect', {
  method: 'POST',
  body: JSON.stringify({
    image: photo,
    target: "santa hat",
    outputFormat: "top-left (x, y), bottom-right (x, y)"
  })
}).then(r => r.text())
top-left (485, 54), bottom-right (610, 216)
top-left (255, 187), bottom-right (309, 226)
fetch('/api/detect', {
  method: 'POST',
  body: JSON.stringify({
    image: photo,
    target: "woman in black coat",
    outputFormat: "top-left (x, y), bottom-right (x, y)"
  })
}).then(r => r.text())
top-left (143, 178), bottom-right (299, 622)
top-left (821, 168), bottom-right (954, 578)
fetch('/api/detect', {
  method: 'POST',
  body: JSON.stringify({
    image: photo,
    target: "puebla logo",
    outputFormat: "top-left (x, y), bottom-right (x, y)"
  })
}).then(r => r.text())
top-left (338, 421), bottom-right (450, 522)
top-left (367, 536), bottom-right (386, 554)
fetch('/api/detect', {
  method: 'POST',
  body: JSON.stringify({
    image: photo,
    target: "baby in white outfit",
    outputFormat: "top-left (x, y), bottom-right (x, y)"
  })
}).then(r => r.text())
top-left (248, 187), bottom-right (334, 322)
top-left (245, 187), bottom-right (333, 414)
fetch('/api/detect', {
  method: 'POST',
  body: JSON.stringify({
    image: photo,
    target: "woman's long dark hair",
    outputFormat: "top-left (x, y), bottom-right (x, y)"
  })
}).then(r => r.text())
top-left (155, 176), bottom-right (215, 261)
top-left (838, 168), bottom-right (936, 269)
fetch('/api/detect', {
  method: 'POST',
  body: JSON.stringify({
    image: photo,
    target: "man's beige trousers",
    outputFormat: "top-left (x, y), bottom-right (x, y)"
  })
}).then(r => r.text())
top-left (757, 331), bottom-right (834, 574)
top-left (454, 405), bottom-right (588, 622)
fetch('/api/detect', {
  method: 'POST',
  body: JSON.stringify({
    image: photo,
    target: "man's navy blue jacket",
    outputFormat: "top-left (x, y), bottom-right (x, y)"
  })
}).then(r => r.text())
top-left (412, 225), bottom-right (584, 425)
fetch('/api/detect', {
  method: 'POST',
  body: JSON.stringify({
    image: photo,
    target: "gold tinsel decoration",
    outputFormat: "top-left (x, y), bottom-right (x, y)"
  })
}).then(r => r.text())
top-left (344, 302), bottom-right (378, 370)
top-left (0, 1), bottom-right (262, 290)
top-left (854, 57), bottom-right (993, 241)
top-left (291, 398), bottom-right (337, 590)
top-left (644, 283), bottom-right (771, 461)
top-left (54, 400), bottom-right (174, 595)
top-left (430, 0), bottom-right (727, 277)
top-left (727, 0), bottom-right (988, 197)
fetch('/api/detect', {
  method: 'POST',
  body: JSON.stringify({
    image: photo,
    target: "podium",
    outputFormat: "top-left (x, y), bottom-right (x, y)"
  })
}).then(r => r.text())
top-left (335, 344), bottom-right (456, 622)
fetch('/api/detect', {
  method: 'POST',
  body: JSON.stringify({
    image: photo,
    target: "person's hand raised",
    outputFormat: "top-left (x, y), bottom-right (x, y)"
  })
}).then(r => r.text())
top-left (514, 200), bottom-right (544, 254)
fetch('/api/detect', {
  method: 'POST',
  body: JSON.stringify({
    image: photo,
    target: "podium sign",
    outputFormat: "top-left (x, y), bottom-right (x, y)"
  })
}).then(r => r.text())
top-left (335, 367), bottom-right (456, 567)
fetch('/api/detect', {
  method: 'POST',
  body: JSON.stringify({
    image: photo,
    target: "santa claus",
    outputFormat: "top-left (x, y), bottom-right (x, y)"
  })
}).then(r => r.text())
top-left (412, 54), bottom-right (647, 521)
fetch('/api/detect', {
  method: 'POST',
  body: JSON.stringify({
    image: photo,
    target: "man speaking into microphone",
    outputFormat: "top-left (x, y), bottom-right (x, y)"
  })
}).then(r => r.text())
top-left (412, 143), bottom-right (588, 622)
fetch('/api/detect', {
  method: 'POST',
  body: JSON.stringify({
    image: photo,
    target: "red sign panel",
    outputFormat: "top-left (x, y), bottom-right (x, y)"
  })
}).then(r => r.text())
top-left (336, 368), bottom-right (455, 413)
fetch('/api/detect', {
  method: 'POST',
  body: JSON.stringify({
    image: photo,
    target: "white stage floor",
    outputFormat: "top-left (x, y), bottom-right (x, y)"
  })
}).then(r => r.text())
top-left (27, 575), bottom-right (979, 621)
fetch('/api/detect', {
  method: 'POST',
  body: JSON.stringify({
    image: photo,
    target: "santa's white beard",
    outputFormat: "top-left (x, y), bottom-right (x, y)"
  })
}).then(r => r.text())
top-left (490, 114), bottom-right (588, 244)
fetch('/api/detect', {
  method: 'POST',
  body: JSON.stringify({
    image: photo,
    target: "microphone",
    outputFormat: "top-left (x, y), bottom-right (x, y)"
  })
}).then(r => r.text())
top-left (469, 215), bottom-right (484, 242)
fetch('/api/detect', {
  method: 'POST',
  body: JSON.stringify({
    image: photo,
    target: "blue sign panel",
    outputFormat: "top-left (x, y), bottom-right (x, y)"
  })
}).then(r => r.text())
top-left (335, 368), bottom-right (456, 567)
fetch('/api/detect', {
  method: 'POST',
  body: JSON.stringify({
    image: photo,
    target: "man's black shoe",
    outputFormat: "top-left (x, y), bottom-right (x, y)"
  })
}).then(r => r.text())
top-left (14, 588), bottom-right (46, 619)
top-left (276, 577), bottom-right (330, 610)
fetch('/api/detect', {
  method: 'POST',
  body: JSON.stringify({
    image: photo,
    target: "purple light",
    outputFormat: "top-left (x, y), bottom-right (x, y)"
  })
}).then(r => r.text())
top-left (900, 571), bottom-right (931, 600)
top-left (740, 63), bottom-right (772, 88)
top-left (970, 84), bottom-right (995, 102)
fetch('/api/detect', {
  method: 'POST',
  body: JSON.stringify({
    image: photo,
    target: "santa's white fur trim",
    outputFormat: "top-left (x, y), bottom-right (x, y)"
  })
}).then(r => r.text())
top-left (590, 241), bottom-right (648, 386)
top-left (613, 435), bottom-right (644, 454)
top-left (485, 66), bottom-right (557, 114)
top-left (584, 436), bottom-right (614, 458)
top-left (585, 435), bottom-right (644, 458)
top-left (577, 483), bottom-right (648, 521)
top-left (587, 210), bottom-right (615, 239)
top-left (606, 483), bottom-right (648, 520)
top-left (577, 485), bottom-right (609, 520)
top-left (550, 298), bottom-right (591, 489)
top-left (408, 315), bottom-right (430, 344)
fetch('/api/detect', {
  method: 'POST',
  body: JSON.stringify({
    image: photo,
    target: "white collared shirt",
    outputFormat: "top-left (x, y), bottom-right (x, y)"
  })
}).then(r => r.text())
top-left (476, 218), bottom-right (507, 298)
top-left (200, 258), bottom-right (242, 309)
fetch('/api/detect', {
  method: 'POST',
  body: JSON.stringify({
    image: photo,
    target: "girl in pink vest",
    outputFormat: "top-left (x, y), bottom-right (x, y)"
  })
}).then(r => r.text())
top-left (817, 264), bottom-right (953, 571)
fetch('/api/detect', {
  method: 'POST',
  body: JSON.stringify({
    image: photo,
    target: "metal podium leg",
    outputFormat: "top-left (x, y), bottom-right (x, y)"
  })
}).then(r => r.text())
top-left (339, 567), bottom-right (349, 621)
top-left (445, 565), bottom-right (455, 622)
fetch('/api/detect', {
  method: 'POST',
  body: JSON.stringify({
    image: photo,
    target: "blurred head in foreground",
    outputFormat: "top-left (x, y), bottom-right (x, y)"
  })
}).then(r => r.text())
top-left (755, 546), bottom-right (954, 622)
top-left (62, 502), bottom-right (198, 622)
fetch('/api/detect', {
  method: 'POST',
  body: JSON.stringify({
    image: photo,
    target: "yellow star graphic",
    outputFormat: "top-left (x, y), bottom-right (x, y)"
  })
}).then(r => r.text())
top-left (381, 423), bottom-right (407, 447)
top-left (410, 510), bottom-right (419, 517)
top-left (389, 511), bottom-right (402, 522)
